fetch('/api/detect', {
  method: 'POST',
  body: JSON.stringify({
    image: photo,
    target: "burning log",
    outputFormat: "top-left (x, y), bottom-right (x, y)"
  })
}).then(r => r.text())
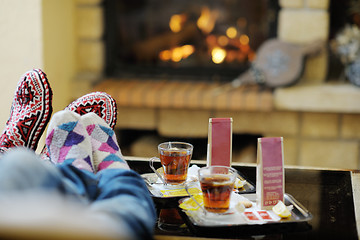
top-left (132, 23), bottom-right (200, 61)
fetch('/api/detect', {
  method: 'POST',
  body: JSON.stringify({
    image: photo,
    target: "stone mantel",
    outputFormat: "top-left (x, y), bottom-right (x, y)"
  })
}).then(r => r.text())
top-left (95, 79), bottom-right (360, 115)
top-left (274, 82), bottom-right (360, 114)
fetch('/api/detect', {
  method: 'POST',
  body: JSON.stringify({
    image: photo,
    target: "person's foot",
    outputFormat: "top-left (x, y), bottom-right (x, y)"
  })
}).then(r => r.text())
top-left (45, 110), bottom-right (94, 172)
top-left (40, 92), bottom-right (117, 160)
top-left (65, 92), bottom-right (118, 129)
top-left (81, 112), bottom-right (129, 172)
top-left (0, 69), bottom-right (53, 152)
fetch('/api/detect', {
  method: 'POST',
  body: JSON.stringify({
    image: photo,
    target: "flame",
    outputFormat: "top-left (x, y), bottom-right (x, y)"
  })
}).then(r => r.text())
top-left (172, 47), bottom-right (182, 62)
top-left (180, 45), bottom-right (195, 58)
top-left (239, 34), bottom-right (249, 45)
top-left (226, 27), bottom-right (237, 39)
top-left (240, 44), bottom-right (250, 54)
top-left (159, 45), bottom-right (195, 62)
top-left (161, 6), bottom-right (254, 65)
top-left (197, 7), bottom-right (218, 34)
top-left (206, 35), bottom-right (217, 48)
top-left (211, 47), bottom-right (226, 64)
top-left (226, 50), bottom-right (237, 62)
top-left (159, 50), bottom-right (172, 61)
top-left (218, 35), bottom-right (229, 47)
top-left (169, 14), bottom-right (187, 33)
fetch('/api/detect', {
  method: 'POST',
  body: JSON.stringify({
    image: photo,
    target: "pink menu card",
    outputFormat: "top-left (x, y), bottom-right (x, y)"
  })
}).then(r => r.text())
top-left (256, 137), bottom-right (285, 210)
top-left (207, 118), bottom-right (233, 167)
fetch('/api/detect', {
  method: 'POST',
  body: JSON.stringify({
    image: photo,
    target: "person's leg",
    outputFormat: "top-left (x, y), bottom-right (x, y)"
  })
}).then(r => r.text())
top-left (43, 110), bottom-right (102, 198)
top-left (0, 69), bottom-right (52, 152)
top-left (93, 169), bottom-right (157, 240)
top-left (0, 147), bottom-right (87, 200)
top-left (45, 111), bottom-right (156, 239)
top-left (0, 148), bottom-right (62, 191)
top-left (0, 147), bottom-right (136, 239)
top-left (80, 112), bottom-right (156, 239)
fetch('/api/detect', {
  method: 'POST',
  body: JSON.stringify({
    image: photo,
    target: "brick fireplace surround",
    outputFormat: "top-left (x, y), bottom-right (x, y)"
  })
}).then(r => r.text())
top-left (77, 0), bottom-right (360, 170)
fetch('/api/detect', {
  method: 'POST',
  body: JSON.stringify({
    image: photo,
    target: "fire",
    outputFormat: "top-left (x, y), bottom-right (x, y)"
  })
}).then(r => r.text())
top-left (218, 35), bottom-right (229, 47)
top-left (159, 50), bottom-right (172, 61)
top-left (159, 45), bottom-right (195, 62)
top-left (197, 6), bottom-right (218, 34)
top-left (162, 6), bottom-right (254, 65)
top-left (181, 45), bottom-right (195, 58)
top-left (226, 27), bottom-right (237, 39)
top-left (172, 47), bottom-right (182, 62)
top-left (239, 34), bottom-right (249, 45)
top-left (211, 47), bottom-right (226, 64)
top-left (169, 14), bottom-right (187, 33)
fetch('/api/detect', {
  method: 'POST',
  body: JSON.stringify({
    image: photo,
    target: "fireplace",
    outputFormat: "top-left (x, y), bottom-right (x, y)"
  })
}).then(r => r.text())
top-left (88, 0), bottom-right (360, 169)
top-left (104, 0), bottom-right (279, 82)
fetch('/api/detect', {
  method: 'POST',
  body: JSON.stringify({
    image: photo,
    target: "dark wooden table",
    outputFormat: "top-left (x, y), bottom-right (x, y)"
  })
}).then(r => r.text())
top-left (126, 158), bottom-right (359, 240)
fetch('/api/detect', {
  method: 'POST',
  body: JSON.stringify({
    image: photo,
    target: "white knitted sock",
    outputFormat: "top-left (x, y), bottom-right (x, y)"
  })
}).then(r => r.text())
top-left (45, 110), bottom-right (94, 172)
top-left (81, 112), bottom-right (129, 173)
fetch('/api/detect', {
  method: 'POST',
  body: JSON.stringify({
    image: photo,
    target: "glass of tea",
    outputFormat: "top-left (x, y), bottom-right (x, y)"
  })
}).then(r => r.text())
top-left (149, 142), bottom-right (193, 186)
top-left (198, 166), bottom-right (237, 214)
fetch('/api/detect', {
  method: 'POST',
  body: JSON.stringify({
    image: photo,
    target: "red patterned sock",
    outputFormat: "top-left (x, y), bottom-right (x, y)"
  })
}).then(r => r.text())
top-left (0, 69), bottom-right (52, 153)
top-left (65, 92), bottom-right (117, 129)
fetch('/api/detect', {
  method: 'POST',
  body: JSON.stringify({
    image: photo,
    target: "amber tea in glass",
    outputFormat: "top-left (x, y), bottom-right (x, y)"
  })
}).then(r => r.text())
top-left (159, 148), bottom-right (192, 184)
top-left (199, 166), bottom-right (236, 213)
top-left (150, 142), bottom-right (193, 185)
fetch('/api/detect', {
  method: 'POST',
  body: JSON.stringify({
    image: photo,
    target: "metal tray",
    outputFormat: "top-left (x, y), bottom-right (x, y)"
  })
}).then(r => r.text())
top-left (141, 168), bottom-right (255, 200)
top-left (178, 193), bottom-right (313, 238)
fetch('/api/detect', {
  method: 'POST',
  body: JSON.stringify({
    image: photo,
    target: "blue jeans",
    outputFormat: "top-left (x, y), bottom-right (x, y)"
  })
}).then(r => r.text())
top-left (0, 148), bottom-right (156, 239)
